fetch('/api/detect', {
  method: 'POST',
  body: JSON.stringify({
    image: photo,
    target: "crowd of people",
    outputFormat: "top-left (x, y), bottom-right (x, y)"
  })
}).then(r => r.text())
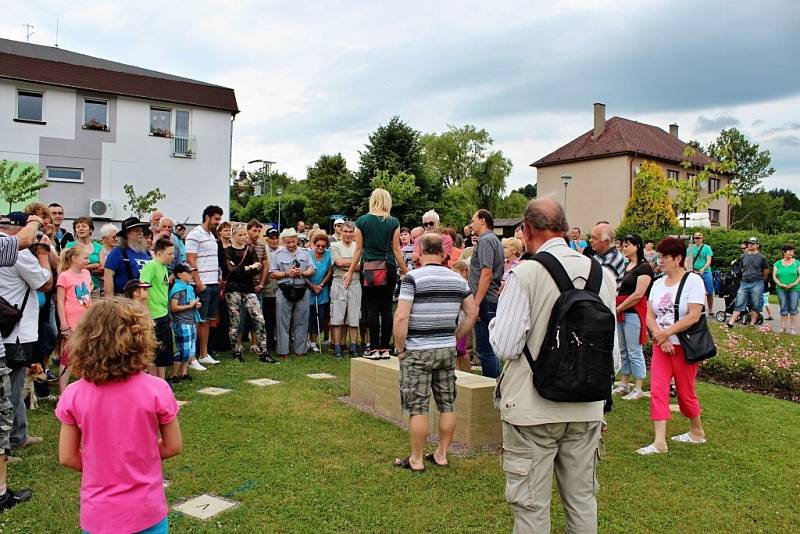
top-left (1, 189), bottom-right (799, 534)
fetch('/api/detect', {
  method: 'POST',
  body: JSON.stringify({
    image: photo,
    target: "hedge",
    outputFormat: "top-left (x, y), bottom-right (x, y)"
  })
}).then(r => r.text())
top-left (616, 226), bottom-right (800, 270)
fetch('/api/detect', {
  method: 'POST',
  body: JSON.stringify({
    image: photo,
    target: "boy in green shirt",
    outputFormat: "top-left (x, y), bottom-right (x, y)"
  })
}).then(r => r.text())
top-left (139, 238), bottom-right (175, 380)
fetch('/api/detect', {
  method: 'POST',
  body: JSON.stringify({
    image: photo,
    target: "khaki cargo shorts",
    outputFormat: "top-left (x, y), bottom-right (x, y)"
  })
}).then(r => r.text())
top-left (399, 346), bottom-right (457, 415)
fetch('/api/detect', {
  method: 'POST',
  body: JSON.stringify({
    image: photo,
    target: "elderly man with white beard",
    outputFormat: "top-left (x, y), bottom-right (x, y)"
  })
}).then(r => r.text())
top-left (103, 217), bottom-right (152, 295)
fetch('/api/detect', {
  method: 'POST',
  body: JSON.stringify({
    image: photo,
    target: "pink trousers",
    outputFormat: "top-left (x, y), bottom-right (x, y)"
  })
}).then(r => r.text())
top-left (650, 343), bottom-right (702, 421)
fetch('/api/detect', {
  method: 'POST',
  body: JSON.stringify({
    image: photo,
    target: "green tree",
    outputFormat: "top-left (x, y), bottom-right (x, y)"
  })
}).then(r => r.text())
top-left (0, 160), bottom-right (48, 212)
top-left (730, 192), bottom-right (785, 233)
top-left (619, 161), bottom-right (678, 233)
top-left (513, 183), bottom-right (537, 199)
top-left (122, 184), bottom-right (167, 219)
top-left (439, 180), bottom-right (478, 229)
top-left (768, 188), bottom-right (800, 212)
top-left (421, 124), bottom-right (493, 187)
top-left (670, 146), bottom-right (740, 229)
top-left (495, 191), bottom-right (529, 219)
top-left (707, 127), bottom-right (775, 196)
top-left (473, 151), bottom-right (513, 214)
top-left (353, 116), bottom-right (440, 224)
top-left (370, 171), bottom-right (420, 216)
top-left (304, 154), bottom-right (353, 224)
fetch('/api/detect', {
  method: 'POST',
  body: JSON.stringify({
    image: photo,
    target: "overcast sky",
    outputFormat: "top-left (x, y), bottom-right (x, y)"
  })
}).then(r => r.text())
top-left (4, 0), bottom-right (800, 193)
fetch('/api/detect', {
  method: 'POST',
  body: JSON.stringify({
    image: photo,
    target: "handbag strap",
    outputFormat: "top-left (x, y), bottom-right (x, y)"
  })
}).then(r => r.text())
top-left (692, 245), bottom-right (704, 268)
top-left (673, 271), bottom-right (705, 322)
top-left (224, 246), bottom-right (250, 285)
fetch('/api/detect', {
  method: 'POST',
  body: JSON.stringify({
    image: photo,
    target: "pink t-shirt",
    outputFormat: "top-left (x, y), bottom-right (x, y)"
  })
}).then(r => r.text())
top-left (55, 373), bottom-right (178, 534)
top-left (57, 269), bottom-right (93, 329)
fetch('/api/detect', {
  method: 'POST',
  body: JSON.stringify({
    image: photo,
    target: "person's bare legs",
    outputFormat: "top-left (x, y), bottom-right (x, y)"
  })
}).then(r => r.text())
top-left (652, 420), bottom-right (668, 451)
top-left (706, 294), bottom-right (714, 315)
top-left (434, 411), bottom-right (456, 465)
top-left (197, 324), bottom-right (209, 357)
top-left (688, 416), bottom-right (705, 440)
top-left (407, 414), bottom-right (428, 470)
top-left (750, 310), bottom-right (759, 325)
top-left (58, 365), bottom-right (69, 395)
top-left (156, 367), bottom-right (167, 380)
top-left (331, 325), bottom-right (341, 347)
top-left (171, 362), bottom-right (181, 379)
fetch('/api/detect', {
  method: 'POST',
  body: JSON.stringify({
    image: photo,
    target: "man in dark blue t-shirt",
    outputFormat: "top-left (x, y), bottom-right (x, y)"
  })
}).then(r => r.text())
top-left (103, 217), bottom-right (152, 295)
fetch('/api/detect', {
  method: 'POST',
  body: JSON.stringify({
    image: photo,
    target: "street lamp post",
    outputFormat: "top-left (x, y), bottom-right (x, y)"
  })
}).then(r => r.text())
top-left (277, 187), bottom-right (283, 231)
top-left (248, 159), bottom-right (276, 197)
top-left (561, 174), bottom-right (572, 213)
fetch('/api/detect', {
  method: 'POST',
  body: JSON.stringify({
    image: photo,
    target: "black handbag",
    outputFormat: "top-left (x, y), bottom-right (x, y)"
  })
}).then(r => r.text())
top-left (279, 283), bottom-right (307, 303)
top-left (673, 272), bottom-right (717, 364)
top-left (0, 288), bottom-right (30, 338)
top-left (6, 341), bottom-right (32, 369)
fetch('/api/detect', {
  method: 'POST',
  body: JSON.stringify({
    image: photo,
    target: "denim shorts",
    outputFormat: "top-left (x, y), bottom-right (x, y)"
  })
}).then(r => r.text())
top-left (777, 288), bottom-right (800, 316)
top-left (699, 270), bottom-right (714, 296)
top-left (197, 284), bottom-right (220, 322)
top-left (735, 280), bottom-right (763, 312)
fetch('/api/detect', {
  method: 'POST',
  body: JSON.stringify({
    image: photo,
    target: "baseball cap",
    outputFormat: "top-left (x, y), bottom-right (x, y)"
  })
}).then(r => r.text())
top-left (747, 236), bottom-right (759, 244)
top-left (122, 279), bottom-right (152, 296)
top-left (2, 212), bottom-right (28, 226)
top-left (266, 228), bottom-right (279, 237)
top-left (334, 218), bottom-right (345, 225)
top-left (174, 263), bottom-right (197, 275)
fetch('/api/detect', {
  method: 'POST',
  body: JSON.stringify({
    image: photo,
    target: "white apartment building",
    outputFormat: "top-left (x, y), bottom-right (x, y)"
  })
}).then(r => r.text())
top-left (0, 37), bottom-right (239, 226)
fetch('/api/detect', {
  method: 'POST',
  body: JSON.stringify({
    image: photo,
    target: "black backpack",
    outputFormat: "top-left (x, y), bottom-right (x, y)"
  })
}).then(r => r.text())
top-left (522, 251), bottom-right (616, 402)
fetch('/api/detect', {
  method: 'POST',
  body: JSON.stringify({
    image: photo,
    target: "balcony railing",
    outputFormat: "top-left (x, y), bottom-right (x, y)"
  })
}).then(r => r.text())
top-left (171, 135), bottom-right (196, 158)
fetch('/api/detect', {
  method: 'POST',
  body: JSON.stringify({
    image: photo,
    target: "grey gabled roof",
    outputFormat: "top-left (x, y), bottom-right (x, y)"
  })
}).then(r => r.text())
top-left (0, 37), bottom-right (222, 88)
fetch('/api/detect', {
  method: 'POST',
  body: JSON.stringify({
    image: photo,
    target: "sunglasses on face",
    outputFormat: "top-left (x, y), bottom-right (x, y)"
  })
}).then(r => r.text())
top-left (423, 221), bottom-right (435, 227)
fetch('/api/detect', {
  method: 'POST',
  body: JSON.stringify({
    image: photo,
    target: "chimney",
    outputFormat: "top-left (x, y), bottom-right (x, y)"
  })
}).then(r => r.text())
top-left (593, 103), bottom-right (606, 138)
top-left (669, 123), bottom-right (679, 138)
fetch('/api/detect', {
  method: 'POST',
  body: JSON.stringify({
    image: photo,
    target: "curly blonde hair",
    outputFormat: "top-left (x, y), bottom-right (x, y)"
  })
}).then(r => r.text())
top-left (67, 297), bottom-right (155, 384)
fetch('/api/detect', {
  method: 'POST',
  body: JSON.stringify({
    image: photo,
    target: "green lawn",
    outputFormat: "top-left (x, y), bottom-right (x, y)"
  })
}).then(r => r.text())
top-left (3, 353), bottom-right (800, 533)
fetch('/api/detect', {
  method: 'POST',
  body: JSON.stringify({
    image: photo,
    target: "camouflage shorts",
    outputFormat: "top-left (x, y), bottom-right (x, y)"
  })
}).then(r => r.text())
top-left (0, 361), bottom-right (12, 455)
top-left (399, 347), bottom-right (457, 415)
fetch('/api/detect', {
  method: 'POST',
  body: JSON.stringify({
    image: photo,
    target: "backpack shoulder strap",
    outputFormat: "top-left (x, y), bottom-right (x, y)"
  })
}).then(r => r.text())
top-left (531, 251), bottom-right (574, 293)
top-left (121, 247), bottom-right (135, 281)
top-left (585, 259), bottom-right (603, 294)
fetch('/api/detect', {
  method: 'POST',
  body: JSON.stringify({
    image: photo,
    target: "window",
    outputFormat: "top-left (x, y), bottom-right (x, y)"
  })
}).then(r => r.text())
top-left (16, 90), bottom-right (43, 122)
top-left (46, 167), bottom-right (84, 182)
top-left (709, 209), bottom-right (720, 226)
top-left (150, 107), bottom-right (171, 136)
top-left (667, 169), bottom-right (679, 180)
top-left (688, 173), bottom-right (696, 181)
top-left (709, 177), bottom-right (720, 193)
top-left (84, 99), bottom-right (108, 130)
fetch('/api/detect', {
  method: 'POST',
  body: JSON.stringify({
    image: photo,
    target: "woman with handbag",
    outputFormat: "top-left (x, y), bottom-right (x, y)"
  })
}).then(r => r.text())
top-left (224, 224), bottom-right (272, 362)
top-left (344, 188), bottom-right (408, 360)
top-left (637, 237), bottom-right (709, 455)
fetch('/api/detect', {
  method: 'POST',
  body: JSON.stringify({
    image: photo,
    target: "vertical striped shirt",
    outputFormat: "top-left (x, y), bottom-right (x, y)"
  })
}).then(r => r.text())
top-left (185, 225), bottom-right (219, 285)
top-left (0, 235), bottom-right (19, 357)
top-left (399, 264), bottom-right (471, 350)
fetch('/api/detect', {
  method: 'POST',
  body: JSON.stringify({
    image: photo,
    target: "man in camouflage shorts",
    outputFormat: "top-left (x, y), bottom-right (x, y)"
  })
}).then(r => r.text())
top-left (392, 233), bottom-right (477, 472)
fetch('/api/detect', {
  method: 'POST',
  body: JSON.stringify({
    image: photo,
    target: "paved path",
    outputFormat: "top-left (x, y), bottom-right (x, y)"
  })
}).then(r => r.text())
top-left (711, 296), bottom-right (783, 330)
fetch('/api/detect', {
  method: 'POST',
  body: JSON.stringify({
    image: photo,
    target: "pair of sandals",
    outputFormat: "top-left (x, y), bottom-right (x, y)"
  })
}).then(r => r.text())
top-left (637, 432), bottom-right (707, 455)
top-left (393, 453), bottom-right (450, 472)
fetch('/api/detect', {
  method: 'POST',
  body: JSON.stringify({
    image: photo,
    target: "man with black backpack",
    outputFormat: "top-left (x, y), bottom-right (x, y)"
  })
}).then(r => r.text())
top-left (490, 198), bottom-right (619, 534)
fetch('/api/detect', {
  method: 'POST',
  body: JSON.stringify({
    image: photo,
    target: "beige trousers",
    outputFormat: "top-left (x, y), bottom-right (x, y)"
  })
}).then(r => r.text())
top-left (502, 420), bottom-right (602, 534)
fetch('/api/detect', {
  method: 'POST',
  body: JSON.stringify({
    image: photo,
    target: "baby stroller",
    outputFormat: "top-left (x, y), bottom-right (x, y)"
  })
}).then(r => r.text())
top-left (714, 272), bottom-right (763, 325)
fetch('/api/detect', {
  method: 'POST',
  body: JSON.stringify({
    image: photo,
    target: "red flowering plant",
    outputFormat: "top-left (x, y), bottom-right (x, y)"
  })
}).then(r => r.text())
top-left (84, 118), bottom-right (108, 131)
top-left (150, 128), bottom-right (173, 138)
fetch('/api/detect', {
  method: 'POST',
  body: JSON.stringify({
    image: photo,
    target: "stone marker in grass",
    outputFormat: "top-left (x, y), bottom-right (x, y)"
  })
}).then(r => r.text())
top-left (176, 400), bottom-right (189, 407)
top-left (174, 494), bottom-right (238, 520)
top-left (669, 404), bottom-right (680, 413)
top-left (247, 378), bottom-right (280, 387)
top-left (307, 373), bottom-right (336, 380)
top-left (197, 387), bottom-right (232, 396)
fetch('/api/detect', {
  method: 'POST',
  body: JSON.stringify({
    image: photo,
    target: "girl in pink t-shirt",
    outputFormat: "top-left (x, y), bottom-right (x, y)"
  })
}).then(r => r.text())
top-left (56, 247), bottom-right (93, 394)
top-left (56, 298), bottom-right (182, 534)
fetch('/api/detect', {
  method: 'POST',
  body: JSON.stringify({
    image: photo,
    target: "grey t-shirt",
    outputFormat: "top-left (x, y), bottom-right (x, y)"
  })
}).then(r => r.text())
top-left (468, 231), bottom-right (504, 303)
top-left (741, 252), bottom-right (769, 283)
top-left (170, 289), bottom-right (196, 324)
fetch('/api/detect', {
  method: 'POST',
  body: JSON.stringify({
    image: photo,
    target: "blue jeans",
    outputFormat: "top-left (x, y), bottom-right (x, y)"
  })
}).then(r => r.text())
top-left (617, 313), bottom-right (646, 380)
top-left (735, 280), bottom-right (763, 312)
top-left (474, 300), bottom-right (500, 378)
top-left (777, 288), bottom-right (799, 316)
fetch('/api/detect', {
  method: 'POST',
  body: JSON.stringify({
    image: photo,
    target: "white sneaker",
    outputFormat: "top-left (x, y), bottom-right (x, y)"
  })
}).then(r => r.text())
top-left (309, 343), bottom-right (321, 353)
top-left (199, 355), bottom-right (220, 365)
top-left (189, 360), bottom-right (207, 371)
top-left (622, 389), bottom-right (644, 400)
top-left (612, 384), bottom-right (630, 395)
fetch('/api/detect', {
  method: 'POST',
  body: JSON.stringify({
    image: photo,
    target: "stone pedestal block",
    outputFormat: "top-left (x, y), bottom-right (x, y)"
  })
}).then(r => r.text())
top-left (350, 356), bottom-right (501, 448)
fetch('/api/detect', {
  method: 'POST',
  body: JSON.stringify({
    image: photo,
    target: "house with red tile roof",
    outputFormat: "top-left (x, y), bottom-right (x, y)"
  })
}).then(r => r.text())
top-left (0, 37), bottom-right (238, 226)
top-left (531, 103), bottom-right (731, 233)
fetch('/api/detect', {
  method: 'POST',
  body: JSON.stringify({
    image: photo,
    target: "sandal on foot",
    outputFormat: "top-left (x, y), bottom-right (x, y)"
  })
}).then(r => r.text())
top-left (670, 432), bottom-right (706, 444)
top-left (424, 452), bottom-right (449, 467)
top-left (393, 457), bottom-right (425, 472)
top-left (636, 444), bottom-right (667, 455)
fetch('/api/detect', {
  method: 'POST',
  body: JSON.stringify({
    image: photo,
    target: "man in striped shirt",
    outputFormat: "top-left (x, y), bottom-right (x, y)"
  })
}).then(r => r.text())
top-left (185, 205), bottom-right (223, 366)
top-left (392, 233), bottom-right (477, 471)
top-left (590, 222), bottom-right (625, 289)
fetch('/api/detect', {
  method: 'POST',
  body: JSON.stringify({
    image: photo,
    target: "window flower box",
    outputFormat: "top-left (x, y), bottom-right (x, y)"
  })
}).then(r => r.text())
top-left (151, 128), bottom-right (173, 138)
top-left (83, 118), bottom-right (109, 131)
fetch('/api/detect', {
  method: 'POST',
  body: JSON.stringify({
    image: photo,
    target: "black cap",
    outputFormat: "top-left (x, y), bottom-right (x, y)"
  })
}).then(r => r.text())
top-left (2, 212), bottom-right (28, 226)
top-left (123, 279), bottom-right (152, 296)
top-left (266, 228), bottom-right (279, 237)
top-left (174, 263), bottom-right (197, 275)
